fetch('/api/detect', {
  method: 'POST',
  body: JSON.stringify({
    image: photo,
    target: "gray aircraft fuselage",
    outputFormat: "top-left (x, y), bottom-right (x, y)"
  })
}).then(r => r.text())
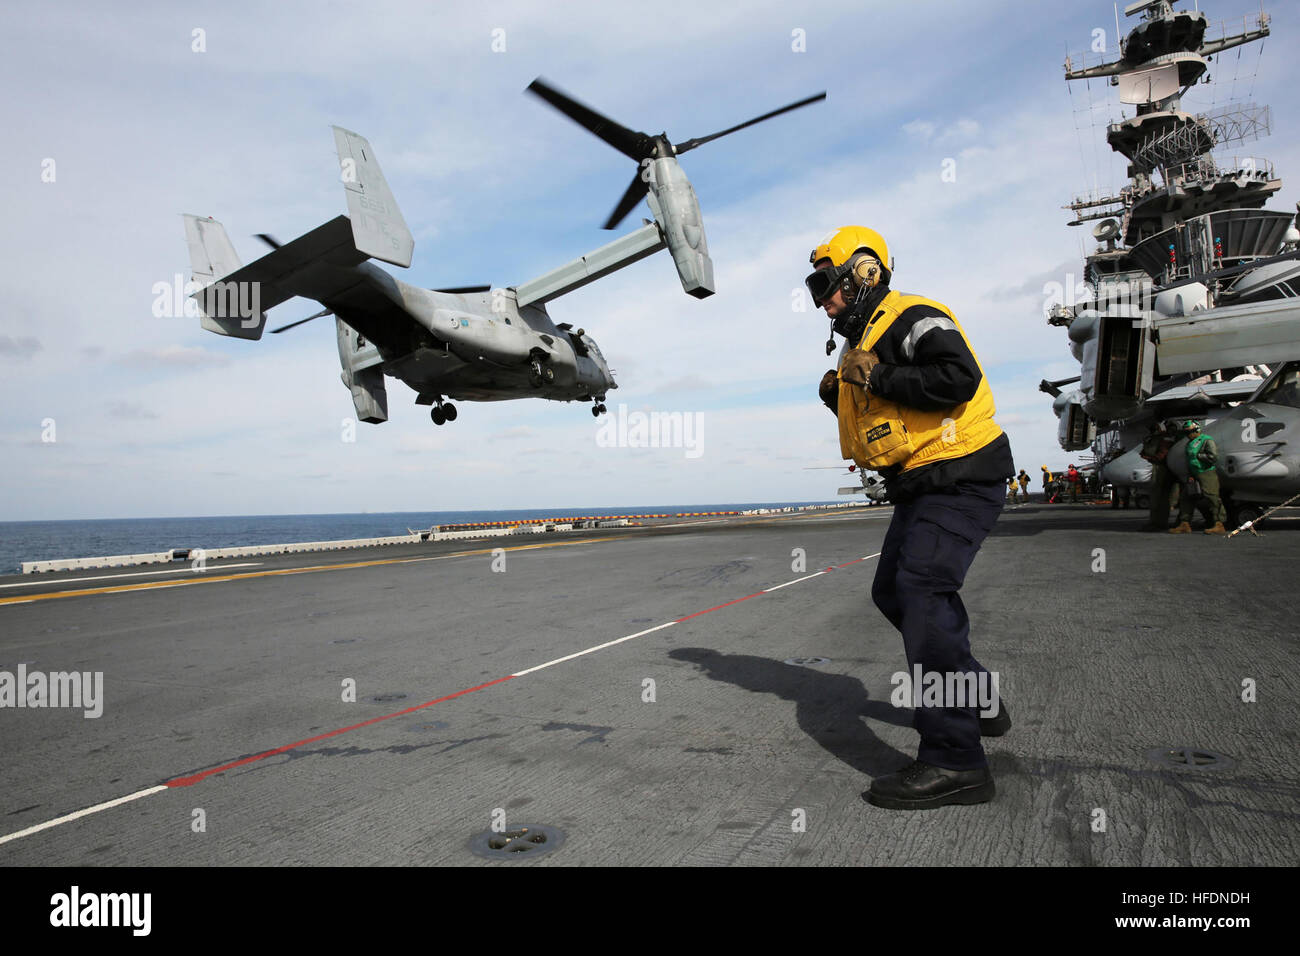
top-left (336, 263), bottom-right (614, 406)
top-left (185, 83), bottom-right (826, 426)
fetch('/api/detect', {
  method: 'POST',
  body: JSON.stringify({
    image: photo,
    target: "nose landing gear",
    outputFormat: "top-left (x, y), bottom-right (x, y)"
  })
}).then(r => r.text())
top-left (430, 398), bottom-right (458, 425)
top-left (590, 398), bottom-right (608, 417)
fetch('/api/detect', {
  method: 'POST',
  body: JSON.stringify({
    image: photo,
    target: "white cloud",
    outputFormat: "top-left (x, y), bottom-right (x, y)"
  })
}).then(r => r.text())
top-left (0, 335), bottom-right (41, 359)
top-left (901, 119), bottom-right (937, 141)
top-left (901, 118), bottom-right (980, 144)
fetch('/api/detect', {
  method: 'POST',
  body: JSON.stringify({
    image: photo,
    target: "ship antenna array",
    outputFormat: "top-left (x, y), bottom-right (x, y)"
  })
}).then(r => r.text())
top-left (1202, 11), bottom-right (1267, 111)
top-left (1065, 44), bottom-right (1120, 222)
top-left (1229, 21), bottom-right (1242, 103)
top-left (1248, 18), bottom-right (1264, 100)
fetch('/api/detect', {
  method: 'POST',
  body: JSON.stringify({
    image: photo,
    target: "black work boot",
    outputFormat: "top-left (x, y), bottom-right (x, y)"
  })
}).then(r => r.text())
top-left (866, 761), bottom-right (995, 809)
top-left (980, 700), bottom-right (1011, 737)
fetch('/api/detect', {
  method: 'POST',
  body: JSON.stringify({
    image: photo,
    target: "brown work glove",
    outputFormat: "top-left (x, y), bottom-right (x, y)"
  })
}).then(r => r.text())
top-left (819, 369), bottom-right (839, 413)
top-left (840, 349), bottom-right (880, 388)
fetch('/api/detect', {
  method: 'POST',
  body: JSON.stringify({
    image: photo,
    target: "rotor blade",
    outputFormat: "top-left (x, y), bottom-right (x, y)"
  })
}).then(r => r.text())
top-left (433, 285), bottom-right (492, 294)
top-left (603, 172), bottom-right (651, 230)
top-left (674, 91), bottom-right (827, 155)
top-left (526, 78), bottom-right (653, 161)
top-left (269, 307), bottom-right (333, 334)
top-left (255, 233), bottom-right (282, 250)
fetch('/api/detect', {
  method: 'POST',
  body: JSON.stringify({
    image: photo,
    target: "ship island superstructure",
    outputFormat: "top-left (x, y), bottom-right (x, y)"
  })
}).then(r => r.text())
top-left (1044, 0), bottom-right (1300, 523)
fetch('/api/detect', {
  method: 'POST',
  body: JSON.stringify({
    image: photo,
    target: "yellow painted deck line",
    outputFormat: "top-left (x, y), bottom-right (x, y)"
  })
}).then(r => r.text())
top-left (0, 536), bottom-right (609, 606)
top-left (0, 508), bottom-right (884, 607)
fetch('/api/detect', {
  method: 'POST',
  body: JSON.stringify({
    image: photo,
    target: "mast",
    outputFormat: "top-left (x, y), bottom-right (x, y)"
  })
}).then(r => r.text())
top-left (1063, 0), bottom-right (1277, 258)
top-left (1047, 1), bottom-right (1300, 452)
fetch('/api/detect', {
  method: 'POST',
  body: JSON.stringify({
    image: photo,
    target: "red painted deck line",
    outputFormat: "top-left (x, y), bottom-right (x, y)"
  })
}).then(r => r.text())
top-left (165, 676), bottom-right (518, 788)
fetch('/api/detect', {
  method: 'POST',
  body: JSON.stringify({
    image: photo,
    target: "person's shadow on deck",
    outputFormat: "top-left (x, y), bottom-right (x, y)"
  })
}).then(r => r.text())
top-left (669, 647), bottom-right (913, 777)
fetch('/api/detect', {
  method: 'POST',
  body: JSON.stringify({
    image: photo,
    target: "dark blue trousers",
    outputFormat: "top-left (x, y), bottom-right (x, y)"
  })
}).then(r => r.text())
top-left (872, 479), bottom-right (1005, 770)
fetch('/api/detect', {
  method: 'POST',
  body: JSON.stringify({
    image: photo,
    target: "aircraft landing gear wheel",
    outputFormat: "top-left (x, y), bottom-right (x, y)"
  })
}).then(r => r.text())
top-left (597, 402), bottom-right (606, 414)
top-left (430, 407), bottom-right (446, 426)
top-left (542, 365), bottom-right (555, 384)
top-left (443, 402), bottom-right (458, 422)
top-left (591, 404), bottom-right (601, 417)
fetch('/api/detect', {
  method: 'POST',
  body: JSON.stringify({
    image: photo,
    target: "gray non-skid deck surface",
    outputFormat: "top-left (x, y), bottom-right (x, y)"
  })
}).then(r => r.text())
top-left (1, 505), bottom-right (1296, 866)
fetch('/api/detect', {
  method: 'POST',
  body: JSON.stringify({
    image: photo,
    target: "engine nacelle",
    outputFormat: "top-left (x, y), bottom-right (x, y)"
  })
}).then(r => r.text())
top-left (646, 156), bottom-right (715, 299)
top-left (337, 318), bottom-right (388, 423)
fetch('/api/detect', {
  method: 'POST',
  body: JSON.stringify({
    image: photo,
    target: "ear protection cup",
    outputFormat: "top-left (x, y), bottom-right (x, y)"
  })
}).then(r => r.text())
top-left (851, 253), bottom-right (883, 289)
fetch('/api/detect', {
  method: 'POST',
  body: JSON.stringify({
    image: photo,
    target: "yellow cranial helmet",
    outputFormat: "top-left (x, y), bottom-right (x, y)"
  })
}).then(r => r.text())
top-left (806, 226), bottom-right (892, 303)
top-left (810, 225), bottom-right (890, 270)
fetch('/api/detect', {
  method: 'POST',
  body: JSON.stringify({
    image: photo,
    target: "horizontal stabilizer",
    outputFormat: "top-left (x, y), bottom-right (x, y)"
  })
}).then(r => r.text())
top-left (187, 216), bottom-right (365, 340)
top-left (332, 126), bottom-right (413, 268)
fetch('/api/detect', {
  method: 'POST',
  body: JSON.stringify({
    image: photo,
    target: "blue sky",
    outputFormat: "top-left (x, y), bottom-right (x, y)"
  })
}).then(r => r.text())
top-left (2, 0), bottom-right (1297, 519)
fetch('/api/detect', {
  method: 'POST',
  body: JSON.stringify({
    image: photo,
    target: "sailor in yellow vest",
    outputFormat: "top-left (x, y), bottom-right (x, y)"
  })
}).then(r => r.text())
top-left (1006, 477), bottom-right (1019, 506)
top-left (810, 226), bottom-right (1014, 810)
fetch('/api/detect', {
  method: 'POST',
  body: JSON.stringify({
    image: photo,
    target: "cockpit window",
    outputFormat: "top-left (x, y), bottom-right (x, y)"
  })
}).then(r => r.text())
top-left (1257, 364), bottom-right (1300, 409)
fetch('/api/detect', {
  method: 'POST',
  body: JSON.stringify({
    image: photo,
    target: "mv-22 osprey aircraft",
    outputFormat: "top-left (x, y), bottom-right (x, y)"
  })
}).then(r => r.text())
top-left (182, 80), bottom-right (824, 426)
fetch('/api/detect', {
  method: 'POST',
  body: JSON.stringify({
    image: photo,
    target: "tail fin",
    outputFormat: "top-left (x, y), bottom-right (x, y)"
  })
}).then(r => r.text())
top-left (182, 214), bottom-right (274, 340)
top-left (184, 214), bottom-right (241, 284)
top-left (183, 214), bottom-right (367, 341)
top-left (332, 126), bottom-right (413, 268)
top-left (183, 127), bottom-right (410, 342)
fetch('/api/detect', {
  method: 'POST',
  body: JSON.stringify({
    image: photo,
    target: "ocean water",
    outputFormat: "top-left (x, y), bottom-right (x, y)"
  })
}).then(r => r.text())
top-left (0, 502), bottom-right (840, 573)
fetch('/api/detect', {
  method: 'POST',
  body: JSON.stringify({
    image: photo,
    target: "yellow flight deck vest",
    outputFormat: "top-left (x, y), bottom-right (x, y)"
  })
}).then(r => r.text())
top-left (836, 291), bottom-right (1003, 472)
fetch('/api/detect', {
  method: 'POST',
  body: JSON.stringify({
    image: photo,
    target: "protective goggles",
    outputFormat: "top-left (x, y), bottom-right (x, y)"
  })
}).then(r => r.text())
top-left (804, 264), bottom-right (847, 304)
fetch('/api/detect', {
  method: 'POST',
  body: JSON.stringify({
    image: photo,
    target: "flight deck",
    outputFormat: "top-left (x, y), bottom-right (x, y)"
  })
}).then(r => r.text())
top-left (0, 504), bottom-right (1296, 866)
